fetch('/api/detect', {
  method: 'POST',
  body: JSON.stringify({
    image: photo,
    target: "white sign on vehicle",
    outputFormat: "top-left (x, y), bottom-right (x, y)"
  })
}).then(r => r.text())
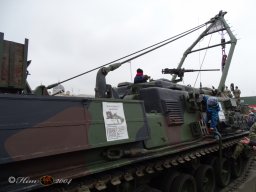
top-left (102, 102), bottom-right (128, 141)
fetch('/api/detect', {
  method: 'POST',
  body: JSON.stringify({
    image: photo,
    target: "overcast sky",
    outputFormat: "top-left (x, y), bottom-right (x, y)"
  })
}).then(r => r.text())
top-left (1, 0), bottom-right (255, 96)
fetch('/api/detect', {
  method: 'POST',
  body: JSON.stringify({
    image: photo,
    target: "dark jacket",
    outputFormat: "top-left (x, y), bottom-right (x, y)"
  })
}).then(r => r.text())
top-left (134, 75), bottom-right (147, 84)
top-left (249, 140), bottom-right (256, 146)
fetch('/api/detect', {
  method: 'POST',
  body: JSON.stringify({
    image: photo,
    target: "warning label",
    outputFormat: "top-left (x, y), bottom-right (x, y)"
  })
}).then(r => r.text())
top-left (102, 102), bottom-right (128, 141)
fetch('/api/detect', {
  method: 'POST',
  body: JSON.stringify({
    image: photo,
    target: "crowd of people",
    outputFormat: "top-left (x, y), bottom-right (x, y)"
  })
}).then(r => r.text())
top-left (223, 85), bottom-right (241, 99)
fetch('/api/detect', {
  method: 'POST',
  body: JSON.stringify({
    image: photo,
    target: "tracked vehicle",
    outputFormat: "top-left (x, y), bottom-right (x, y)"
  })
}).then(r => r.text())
top-left (0, 11), bottom-right (251, 192)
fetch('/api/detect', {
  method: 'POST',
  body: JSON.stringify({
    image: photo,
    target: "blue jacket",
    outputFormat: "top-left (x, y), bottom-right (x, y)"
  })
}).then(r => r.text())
top-left (203, 96), bottom-right (220, 129)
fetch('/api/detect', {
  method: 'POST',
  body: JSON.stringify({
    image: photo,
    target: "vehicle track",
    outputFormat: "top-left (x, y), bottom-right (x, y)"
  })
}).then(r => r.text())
top-left (220, 153), bottom-right (256, 192)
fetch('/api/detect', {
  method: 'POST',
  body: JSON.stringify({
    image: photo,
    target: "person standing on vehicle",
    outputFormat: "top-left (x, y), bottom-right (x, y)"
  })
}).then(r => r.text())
top-left (233, 86), bottom-right (241, 99)
top-left (223, 86), bottom-right (232, 98)
top-left (134, 68), bottom-right (150, 84)
top-left (203, 96), bottom-right (220, 133)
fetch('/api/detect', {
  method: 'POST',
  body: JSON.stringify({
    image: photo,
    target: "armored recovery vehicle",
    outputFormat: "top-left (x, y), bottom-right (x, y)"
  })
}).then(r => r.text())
top-left (0, 11), bottom-right (251, 192)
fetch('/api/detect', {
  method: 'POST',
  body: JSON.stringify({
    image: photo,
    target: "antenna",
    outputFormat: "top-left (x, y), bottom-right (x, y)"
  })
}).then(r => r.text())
top-left (129, 61), bottom-right (133, 82)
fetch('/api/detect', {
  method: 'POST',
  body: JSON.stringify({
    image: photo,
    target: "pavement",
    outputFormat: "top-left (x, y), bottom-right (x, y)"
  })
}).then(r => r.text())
top-left (234, 156), bottom-right (256, 192)
top-left (236, 167), bottom-right (256, 192)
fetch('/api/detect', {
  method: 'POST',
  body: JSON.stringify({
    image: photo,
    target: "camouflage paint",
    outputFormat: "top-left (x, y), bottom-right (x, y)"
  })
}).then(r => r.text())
top-left (181, 111), bottom-right (201, 141)
top-left (144, 113), bottom-right (169, 148)
top-left (0, 94), bottom-right (91, 163)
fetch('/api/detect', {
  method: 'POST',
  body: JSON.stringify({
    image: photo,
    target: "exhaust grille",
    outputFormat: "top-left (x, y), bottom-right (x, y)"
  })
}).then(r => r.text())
top-left (162, 100), bottom-right (184, 126)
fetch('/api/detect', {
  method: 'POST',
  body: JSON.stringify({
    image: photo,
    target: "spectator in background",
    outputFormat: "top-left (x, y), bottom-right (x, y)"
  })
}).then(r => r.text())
top-left (247, 111), bottom-right (256, 128)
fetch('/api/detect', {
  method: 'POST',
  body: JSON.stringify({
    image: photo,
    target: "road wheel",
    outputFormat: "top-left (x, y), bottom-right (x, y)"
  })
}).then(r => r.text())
top-left (195, 164), bottom-right (215, 192)
top-left (241, 145), bottom-right (251, 159)
top-left (215, 157), bottom-right (231, 187)
top-left (160, 171), bottom-right (180, 192)
top-left (231, 155), bottom-right (243, 178)
top-left (172, 173), bottom-right (197, 192)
